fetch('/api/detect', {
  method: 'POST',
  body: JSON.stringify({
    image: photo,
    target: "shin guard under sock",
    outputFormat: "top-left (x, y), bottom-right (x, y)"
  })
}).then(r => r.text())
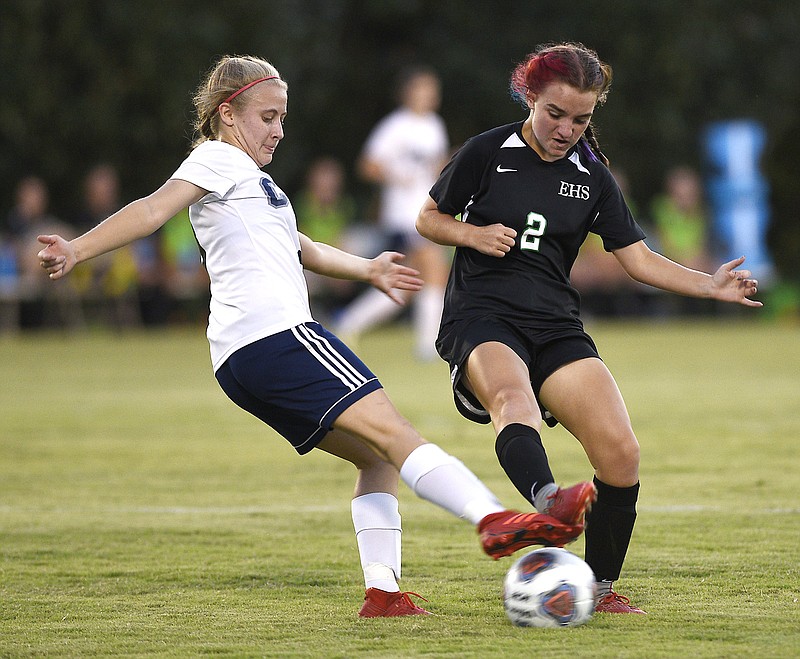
top-left (400, 443), bottom-right (503, 524)
top-left (495, 423), bottom-right (554, 506)
top-left (584, 476), bottom-right (639, 582)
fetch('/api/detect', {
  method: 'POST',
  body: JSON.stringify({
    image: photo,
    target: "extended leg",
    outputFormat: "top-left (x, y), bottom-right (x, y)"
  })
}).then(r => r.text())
top-left (540, 357), bottom-right (645, 614)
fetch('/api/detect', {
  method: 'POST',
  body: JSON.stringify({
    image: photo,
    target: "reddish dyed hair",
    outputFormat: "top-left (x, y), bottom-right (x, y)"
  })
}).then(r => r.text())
top-left (510, 43), bottom-right (613, 165)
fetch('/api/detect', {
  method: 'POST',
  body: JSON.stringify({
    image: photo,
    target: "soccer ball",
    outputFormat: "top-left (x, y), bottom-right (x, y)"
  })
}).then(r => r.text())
top-left (503, 547), bottom-right (596, 628)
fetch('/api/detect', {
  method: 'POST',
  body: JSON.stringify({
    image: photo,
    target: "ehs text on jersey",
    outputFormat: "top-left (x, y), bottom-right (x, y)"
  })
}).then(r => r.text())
top-left (558, 181), bottom-right (590, 200)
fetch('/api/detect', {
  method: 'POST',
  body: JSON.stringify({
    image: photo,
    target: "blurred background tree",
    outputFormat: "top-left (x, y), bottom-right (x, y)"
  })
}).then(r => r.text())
top-left (1, 0), bottom-right (797, 282)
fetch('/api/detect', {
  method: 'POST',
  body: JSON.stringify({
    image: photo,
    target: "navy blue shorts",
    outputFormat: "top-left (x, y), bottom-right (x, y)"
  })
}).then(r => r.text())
top-left (215, 322), bottom-right (382, 454)
top-left (437, 316), bottom-right (600, 428)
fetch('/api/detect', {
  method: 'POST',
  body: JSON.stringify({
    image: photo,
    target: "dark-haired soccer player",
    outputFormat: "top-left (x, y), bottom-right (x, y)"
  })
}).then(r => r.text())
top-left (417, 42), bottom-right (761, 614)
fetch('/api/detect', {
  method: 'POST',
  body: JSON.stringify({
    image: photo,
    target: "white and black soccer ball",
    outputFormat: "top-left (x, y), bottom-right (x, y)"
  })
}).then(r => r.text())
top-left (503, 547), bottom-right (596, 628)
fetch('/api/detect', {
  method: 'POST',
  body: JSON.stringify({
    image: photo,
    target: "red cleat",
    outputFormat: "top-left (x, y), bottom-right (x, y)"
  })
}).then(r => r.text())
top-left (478, 510), bottom-right (583, 560)
top-left (358, 588), bottom-right (432, 617)
top-left (595, 591), bottom-right (647, 614)
top-left (545, 481), bottom-right (597, 527)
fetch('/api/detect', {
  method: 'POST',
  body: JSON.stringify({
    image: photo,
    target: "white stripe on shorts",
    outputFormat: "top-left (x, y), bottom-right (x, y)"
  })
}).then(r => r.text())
top-left (292, 324), bottom-right (367, 389)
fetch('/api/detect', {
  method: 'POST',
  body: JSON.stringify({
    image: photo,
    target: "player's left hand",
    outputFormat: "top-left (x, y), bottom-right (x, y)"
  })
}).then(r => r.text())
top-left (369, 251), bottom-right (423, 305)
top-left (711, 256), bottom-right (762, 307)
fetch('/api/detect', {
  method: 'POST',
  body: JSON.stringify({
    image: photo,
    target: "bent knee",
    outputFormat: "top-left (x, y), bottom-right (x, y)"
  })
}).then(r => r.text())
top-left (615, 434), bottom-right (640, 467)
top-left (594, 434), bottom-right (640, 486)
top-left (489, 386), bottom-right (538, 419)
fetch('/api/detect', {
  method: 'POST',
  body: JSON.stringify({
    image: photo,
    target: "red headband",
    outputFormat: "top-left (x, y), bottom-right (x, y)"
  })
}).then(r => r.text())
top-left (215, 76), bottom-right (280, 113)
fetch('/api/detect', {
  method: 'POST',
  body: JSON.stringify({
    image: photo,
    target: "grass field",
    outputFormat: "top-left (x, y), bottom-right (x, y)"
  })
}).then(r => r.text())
top-left (1, 320), bottom-right (799, 657)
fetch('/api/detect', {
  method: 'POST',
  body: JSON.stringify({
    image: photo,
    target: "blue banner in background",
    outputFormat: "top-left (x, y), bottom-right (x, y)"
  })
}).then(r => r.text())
top-left (704, 120), bottom-right (774, 283)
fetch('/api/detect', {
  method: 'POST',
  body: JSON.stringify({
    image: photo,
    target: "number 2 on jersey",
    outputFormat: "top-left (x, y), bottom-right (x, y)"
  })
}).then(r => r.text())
top-left (521, 212), bottom-right (547, 252)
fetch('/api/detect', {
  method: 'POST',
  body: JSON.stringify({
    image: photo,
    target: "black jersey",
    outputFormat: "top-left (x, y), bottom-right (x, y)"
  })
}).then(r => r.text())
top-left (430, 121), bottom-right (646, 332)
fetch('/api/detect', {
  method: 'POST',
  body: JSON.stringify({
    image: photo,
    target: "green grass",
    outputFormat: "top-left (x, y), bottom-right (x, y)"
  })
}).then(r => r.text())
top-left (1, 320), bottom-right (799, 657)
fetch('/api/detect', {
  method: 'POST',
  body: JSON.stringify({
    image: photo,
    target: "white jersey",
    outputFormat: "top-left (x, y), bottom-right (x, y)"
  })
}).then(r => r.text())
top-left (362, 108), bottom-right (448, 231)
top-left (170, 140), bottom-right (312, 371)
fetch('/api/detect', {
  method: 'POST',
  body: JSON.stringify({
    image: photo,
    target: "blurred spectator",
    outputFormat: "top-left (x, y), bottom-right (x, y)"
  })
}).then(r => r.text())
top-left (571, 169), bottom-right (656, 317)
top-left (158, 208), bottom-right (209, 324)
top-left (295, 156), bottom-right (359, 322)
top-left (2, 176), bottom-right (82, 329)
top-left (335, 67), bottom-right (451, 360)
top-left (649, 165), bottom-right (717, 315)
top-left (71, 164), bottom-right (144, 327)
top-left (650, 166), bottom-right (714, 272)
top-left (296, 157), bottom-right (355, 245)
top-left (72, 164), bottom-right (120, 232)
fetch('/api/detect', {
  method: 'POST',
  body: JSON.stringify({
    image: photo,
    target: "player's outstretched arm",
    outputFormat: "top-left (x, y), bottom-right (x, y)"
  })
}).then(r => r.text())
top-left (614, 240), bottom-right (762, 307)
top-left (299, 234), bottom-right (422, 304)
top-left (38, 179), bottom-right (206, 281)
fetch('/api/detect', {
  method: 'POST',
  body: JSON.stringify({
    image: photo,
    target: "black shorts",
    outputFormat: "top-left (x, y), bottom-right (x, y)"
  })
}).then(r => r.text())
top-left (436, 316), bottom-right (600, 427)
top-left (215, 322), bottom-right (382, 454)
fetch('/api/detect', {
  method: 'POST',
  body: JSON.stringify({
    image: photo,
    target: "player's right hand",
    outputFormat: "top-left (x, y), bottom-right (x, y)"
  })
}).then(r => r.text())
top-left (471, 223), bottom-right (517, 257)
top-left (37, 234), bottom-right (75, 280)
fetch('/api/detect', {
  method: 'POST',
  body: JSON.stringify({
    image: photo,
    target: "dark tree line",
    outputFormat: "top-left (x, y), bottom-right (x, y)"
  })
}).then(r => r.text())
top-left (2, 0), bottom-right (798, 279)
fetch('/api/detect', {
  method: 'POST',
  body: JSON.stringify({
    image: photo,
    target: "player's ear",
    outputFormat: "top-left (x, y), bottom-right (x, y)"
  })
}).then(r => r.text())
top-left (217, 103), bottom-right (235, 127)
top-left (525, 91), bottom-right (537, 110)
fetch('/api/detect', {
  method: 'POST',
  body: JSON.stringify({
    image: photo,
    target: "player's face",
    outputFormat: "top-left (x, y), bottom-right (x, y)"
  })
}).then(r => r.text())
top-left (527, 82), bottom-right (597, 162)
top-left (220, 83), bottom-right (288, 167)
top-left (403, 73), bottom-right (441, 115)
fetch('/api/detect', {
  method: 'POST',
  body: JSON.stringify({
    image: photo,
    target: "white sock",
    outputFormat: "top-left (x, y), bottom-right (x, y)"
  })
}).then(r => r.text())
top-left (336, 288), bottom-right (402, 336)
top-left (533, 482), bottom-right (559, 513)
top-left (399, 443), bottom-right (504, 525)
top-left (596, 580), bottom-right (613, 598)
top-left (351, 493), bottom-right (401, 592)
top-left (413, 286), bottom-right (444, 361)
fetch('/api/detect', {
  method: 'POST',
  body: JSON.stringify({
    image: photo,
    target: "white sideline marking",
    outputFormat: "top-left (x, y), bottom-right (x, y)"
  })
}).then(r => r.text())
top-left (123, 505), bottom-right (344, 514)
top-left (641, 505), bottom-right (800, 514)
top-left (0, 504), bottom-right (343, 515)
top-left (0, 504), bottom-right (798, 515)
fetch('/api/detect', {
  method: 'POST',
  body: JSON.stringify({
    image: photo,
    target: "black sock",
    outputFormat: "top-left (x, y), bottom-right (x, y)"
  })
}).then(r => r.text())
top-left (584, 476), bottom-right (639, 582)
top-left (495, 423), bottom-right (554, 506)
